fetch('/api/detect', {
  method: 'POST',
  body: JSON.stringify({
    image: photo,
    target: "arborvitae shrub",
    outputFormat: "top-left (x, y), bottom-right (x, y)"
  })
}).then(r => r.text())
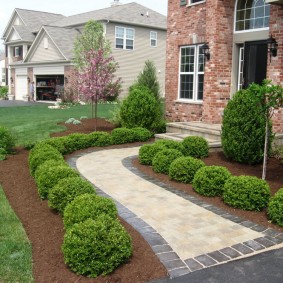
top-left (169, 156), bottom-right (205, 184)
top-left (223, 176), bottom-right (270, 211)
top-left (63, 193), bottom-right (118, 230)
top-left (111, 128), bottom-right (136, 144)
top-left (131, 127), bottom-right (153, 142)
top-left (36, 166), bottom-right (79, 199)
top-left (88, 131), bottom-right (112, 147)
top-left (182, 136), bottom-right (209, 158)
top-left (0, 126), bottom-right (15, 153)
top-left (268, 188), bottom-right (283, 226)
top-left (62, 216), bottom-right (132, 277)
top-left (152, 149), bottom-right (183, 174)
top-left (221, 88), bottom-right (269, 164)
top-left (48, 177), bottom-right (96, 214)
top-left (138, 143), bottom-right (166, 165)
top-left (192, 166), bottom-right (232, 197)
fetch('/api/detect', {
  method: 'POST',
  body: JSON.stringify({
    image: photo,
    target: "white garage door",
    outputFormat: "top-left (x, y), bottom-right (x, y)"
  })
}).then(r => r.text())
top-left (15, 75), bottom-right (28, 100)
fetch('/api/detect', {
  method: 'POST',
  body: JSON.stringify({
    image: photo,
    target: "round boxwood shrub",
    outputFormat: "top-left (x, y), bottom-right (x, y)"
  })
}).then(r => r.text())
top-left (63, 193), bottom-right (118, 230)
top-left (192, 166), bottom-right (232, 197)
top-left (223, 176), bottom-right (270, 211)
top-left (182, 136), bottom-right (209, 158)
top-left (88, 131), bottom-right (112, 147)
top-left (48, 177), bottom-right (96, 214)
top-left (221, 88), bottom-right (270, 164)
top-left (111, 128), bottom-right (136, 144)
top-left (62, 216), bottom-right (132, 277)
top-left (63, 133), bottom-right (92, 152)
top-left (138, 143), bottom-right (166, 165)
top-left (42, 137), bottom-right (68, 154)
top-left (152, 149), bottom-right (183, 174)
top-left (0, 126), bottom-right (15, 153)
top-left (169, 156), bottom-right (205, 184)
top-left (155, 139), bottom-right (185, 153)
top-left (131, 127), bottom-right (153, 142)
top-left (268, 188), bottom-right (283, 226)
top-left (36, 166), bottom-right (80, 199)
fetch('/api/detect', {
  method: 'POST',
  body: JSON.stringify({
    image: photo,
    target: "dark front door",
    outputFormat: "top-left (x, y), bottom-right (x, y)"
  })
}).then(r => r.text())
top-left (242, 40), bottom-right (268, 89)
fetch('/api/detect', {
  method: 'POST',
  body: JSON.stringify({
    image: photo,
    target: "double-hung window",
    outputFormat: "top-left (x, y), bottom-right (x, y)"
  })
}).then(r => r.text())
top-left (115, 27), bottom-right (134, 50)
top-left (150, 31), bottom-right (157, 47)
top-left (179, 45), bottom-right (204, 101)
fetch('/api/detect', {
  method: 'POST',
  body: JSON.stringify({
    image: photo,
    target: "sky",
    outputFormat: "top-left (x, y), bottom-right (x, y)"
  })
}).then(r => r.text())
top-left (0, 0), bottom-right (168, 50)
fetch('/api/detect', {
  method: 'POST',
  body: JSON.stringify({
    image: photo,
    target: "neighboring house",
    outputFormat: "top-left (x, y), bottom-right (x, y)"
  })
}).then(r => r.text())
top-left (0, 55), bottom-right (6, 86)
top-left (165, 0), bottom-right (283, 133)
top-left (2, 1), bottom-right (166, 101)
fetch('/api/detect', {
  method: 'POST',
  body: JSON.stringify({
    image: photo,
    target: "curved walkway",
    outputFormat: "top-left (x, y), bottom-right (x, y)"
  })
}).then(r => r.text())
top-left (71, 147), bottom-right (283, 279)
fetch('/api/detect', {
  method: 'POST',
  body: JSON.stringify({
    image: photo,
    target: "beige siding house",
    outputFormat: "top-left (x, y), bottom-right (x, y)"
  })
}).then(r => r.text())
top-left (2, 2), bottom-right (166, 101)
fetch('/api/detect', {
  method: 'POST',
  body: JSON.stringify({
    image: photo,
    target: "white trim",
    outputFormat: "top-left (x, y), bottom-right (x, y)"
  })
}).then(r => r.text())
top-left (115, 26), bottom-right (135, 50)
top-left (237, 46), bottom-right (244, 91)
top-left (187, 0), bottom-right (206, 6)
top-left (150, 31), bottom-right (157, 47)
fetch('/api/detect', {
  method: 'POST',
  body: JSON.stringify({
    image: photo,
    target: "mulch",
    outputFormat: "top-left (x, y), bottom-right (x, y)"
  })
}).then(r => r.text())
top-left (0, 118), bottom-right (282, 282)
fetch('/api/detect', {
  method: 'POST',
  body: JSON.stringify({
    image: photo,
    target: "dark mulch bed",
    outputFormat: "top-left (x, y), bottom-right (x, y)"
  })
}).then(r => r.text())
top-left (1, 117), bottom-right (282, 282)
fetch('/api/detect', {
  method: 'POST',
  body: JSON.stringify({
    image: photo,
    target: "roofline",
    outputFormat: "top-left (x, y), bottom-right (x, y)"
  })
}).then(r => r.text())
top-left (9, 60), bottom-right (72, 67)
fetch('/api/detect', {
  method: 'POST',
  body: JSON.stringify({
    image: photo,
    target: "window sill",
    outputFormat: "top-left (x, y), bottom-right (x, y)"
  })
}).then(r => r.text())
top-left (175, 99), bottom-right (203, 105)
top-left (187, 1), bottom-right (206, 7)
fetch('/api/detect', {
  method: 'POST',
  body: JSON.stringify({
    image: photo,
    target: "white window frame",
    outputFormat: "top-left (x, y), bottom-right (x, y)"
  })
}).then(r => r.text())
top-left (178, 45), bottom-right (204, 103)
top-left (188, 0), bottom-right (206, 6)
top-left (14, 47), bottom-right (20, 57)
top-left (150, 31), bottom-right (157, 47)
top-left (237, 46), bottom-right (244, 91)
top-left (115, 26), bottom-right (135, 50)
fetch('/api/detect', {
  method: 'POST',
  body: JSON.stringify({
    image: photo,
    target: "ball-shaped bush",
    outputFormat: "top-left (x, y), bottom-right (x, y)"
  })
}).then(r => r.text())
top-left (111, 128), bottom-right (136, 144)
top-left (155, 139), bottom-right (185, 153)
top-left (40, 137), bottom-right (67, 154)
top-left (192, 166), bottom-right (232, 197)
top-left (152, 149), bottom-right (183, 174)
top-left (63, 193), bottom-right (118, 230)
top-left (223, 176), bottom-right (270, 211)
top-left (182, 136), bottom-right (209, 158)
top-left (48, 177), bottom-right (96, 214)
top-left (36, 166), bottom-right (79, 199)
top-left (131, 127), bottom-right (153, 142)
top-left (63, 133), bottom-right (92, 152)
top-left (88, 131), bottom-right (112, 147)
top-left (62, 216), bottom-right (132, 277)
top-left (138, 143), bottom-right (166, 165)
top-left (268, 188), bottom-right (283, 226)
top-left (169, 156), bottom-right (205, 184)
top-left (0, 126), bottom-right (15, 153)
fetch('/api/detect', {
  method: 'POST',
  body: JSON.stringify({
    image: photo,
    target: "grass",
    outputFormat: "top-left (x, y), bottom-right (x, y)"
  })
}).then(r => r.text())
top-left (0, 103), bottom-right (117, 146)
top-left (0, 186), bottom-right (33, 283)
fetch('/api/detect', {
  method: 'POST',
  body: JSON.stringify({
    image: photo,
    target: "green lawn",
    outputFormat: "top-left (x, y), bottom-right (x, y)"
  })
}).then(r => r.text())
top-left (0, 186), bottom-right (33, 283)
top-left (0, 103), bottom-right (117, 146)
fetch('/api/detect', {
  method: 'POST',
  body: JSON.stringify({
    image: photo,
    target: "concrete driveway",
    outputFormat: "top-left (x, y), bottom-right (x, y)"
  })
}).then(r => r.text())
top-left (0, 100), bottom-right (54, 107)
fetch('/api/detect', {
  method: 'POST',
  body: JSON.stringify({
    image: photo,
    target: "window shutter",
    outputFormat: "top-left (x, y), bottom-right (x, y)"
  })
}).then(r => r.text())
top-left (180, 0), bottom-right (187, 6)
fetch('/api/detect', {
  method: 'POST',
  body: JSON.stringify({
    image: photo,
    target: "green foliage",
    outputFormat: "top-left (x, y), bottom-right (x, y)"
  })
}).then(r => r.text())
top-left (268, 188), bottom-right (283, 226)
top-left (192, 166), bottom-right (232, 197)
top-left (64, 133), bottom-right (92, 151)
top-left (62, 216), bottom-right (132, 277)
top-left (152, 149), bottom-right (183, 174)
top-left (0, 126), bottom-right (15, 153)
top-left (155, 139), bottom-right (185, 152)
top-left (36, 166), bottom-right (79, 199)
top-left (169, 156), bottom-right (205, 184)
top-left (131, 127), bottom-right (153, 142)
top-left (63, 194), bottom-right (118, 230)
top-left (151, 119), bottom-right (167, 134)
top-left (0, 86), bottom-right (8, 99)
top-left (182, 136), bottom-right (209, 158)
top-left (0, 148), bottom-right (7, 160)
top-left (223, 176), bottom-right (270, 211)
top-left (40, 137), bottom-right (68, 154)
top-left (119, 86), bottom-right (163, 132)
top-left (111, 128), bottom-right (136, 144)
top-left (48, 177), bottom-right (96, 214)
top-left (88, 131), bottom-right (112, 147)
top-left (221, 89), bottom-right (269, 164)
top-left (138, 143), bottom-right (166, 166)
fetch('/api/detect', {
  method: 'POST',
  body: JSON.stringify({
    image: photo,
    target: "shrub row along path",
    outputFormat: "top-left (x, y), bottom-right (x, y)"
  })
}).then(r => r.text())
top-left (75, 146), bottom-right (283, 280)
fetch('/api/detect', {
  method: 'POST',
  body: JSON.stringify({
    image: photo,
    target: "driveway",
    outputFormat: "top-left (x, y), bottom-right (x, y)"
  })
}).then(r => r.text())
top-left (0, 100), bottom-right (54, 107)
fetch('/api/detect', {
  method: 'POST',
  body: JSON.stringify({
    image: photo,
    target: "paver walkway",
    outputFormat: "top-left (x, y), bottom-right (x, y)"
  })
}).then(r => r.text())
top-left (74, 147), bottom-right (283, 278)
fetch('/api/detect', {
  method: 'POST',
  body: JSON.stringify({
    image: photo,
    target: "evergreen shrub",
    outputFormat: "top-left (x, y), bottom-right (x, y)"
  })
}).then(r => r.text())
top-left (0, 126), bottom-right (15, 153)
top-left (63, 133), bottom-right (92, 152)
top-left (223, 176), bottom-right (270, 211)
top-left (182, 136), bottom-right (209, 158)
top-left (131, 127), bottom-right (153, 142)
top-left (138, 143), bottom-right (166, 165)
top-left (111, 128), bottom-right (136, 144)
top-left (192, 166), bottom-right (232, 196)
top-left (155, 139), bottom-right (184, 153)
top-left (88, 131), bottom-right (112, 147)
top-left (268, 188), bottom-right (283, 226)
top-left (169, 156), bottom-right (205, 184)
top-left (41, 137), bottom-right (68, 154)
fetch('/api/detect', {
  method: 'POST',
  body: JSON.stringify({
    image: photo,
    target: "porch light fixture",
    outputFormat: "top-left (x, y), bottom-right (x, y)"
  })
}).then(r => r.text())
top-left (201, 43), bottom-right (211, 61)
top-left (267, 35), bottom-right (278, 62)
top-left (27, 77), bottom-right (30, 83)
top-left (64, 76), bottom-right (68, 84)
top-left (10, 77), bottom-right (13, 83)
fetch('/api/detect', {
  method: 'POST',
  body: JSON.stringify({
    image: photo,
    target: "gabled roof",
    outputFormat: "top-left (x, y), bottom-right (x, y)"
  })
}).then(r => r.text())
top-left (13, 26), bottom-right (35, 42)
top-left (52, 2), bottom-right (166, 30)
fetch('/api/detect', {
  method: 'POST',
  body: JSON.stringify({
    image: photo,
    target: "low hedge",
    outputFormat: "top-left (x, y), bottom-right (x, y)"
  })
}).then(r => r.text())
top-left (88, 131), bottom-right (112, 147)
top-left (0, 126), bottom-right (15, 153)
top-left (62, 216), bottom-right (132, 277)
top-left (131, 127), bottom-right (153, 142)
top-left (48, 177), bottom-right (96, 214)
top-left (111, 128), bottom-right (137, 144)
top-left (182, 136), bottom-right (209, 158)
top-left (155, 139), bottom-right (184, 153)
top-left (169, 156), bottom-right (205, 184)
top-left (223, 176), bottom-right (270, 211)
top-left (193, 166), bottom-right (232, 197)
top-left (268, 188), bottom-right (283, 226)
top-left (63, 194), bottom-right (118, 230)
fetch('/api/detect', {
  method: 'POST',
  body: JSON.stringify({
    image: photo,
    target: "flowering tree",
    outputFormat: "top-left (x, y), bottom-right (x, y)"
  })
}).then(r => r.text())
top-left (78, 48), bottom-right (121, 130)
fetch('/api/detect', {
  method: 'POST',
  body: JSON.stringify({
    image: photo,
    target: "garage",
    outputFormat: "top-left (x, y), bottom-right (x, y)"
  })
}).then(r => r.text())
top-left (15, 75), bottom-right (28, 100)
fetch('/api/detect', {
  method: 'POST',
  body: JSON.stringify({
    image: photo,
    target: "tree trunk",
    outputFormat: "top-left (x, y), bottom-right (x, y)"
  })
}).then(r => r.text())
top-left (94, 94), bottom-right (98, 131)
top-left (262, 118), bottom-right (269, 180)
top-left (91, 96), bottom-right (94, 119)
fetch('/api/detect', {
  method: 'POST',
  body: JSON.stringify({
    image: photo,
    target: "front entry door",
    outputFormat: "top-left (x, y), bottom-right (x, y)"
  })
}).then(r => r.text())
top-left (242, 40), bottom-right (268, 89)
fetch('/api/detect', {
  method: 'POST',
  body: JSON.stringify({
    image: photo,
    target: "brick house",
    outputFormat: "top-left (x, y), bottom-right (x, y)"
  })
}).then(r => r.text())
top-left (165, 0), bottom-right (283, 133)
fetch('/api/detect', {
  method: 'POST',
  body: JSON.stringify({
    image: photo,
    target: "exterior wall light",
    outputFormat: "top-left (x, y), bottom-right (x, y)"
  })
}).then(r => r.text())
top-left (201, 43), bottom-right (211, 61)
top-left (267, 35), bottom-right (278, 62)
top-left (10, 77), bottom-right (13, 83)
top-left (27, 77), bottom-right (30, 83)
top-left (64, 76), bottom-right (68, 84)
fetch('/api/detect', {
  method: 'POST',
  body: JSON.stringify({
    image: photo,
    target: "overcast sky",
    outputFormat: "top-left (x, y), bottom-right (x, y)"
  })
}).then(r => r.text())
top-left (0, 0), bottom-right (168, 50)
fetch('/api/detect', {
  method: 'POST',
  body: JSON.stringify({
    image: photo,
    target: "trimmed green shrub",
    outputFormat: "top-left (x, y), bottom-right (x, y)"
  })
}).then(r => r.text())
top-left (155, 139), bottom-right (184, 152)
top-left (268, 188), bottom-right (283, 226)
top-left (119, 85), bottom-right (163, 132)
top-left (63, 133), bottom-right (92, 152)
top-left (88, 131), bottom-right (112, 147)
top-left (169, 156), bottom-right (205, 184)
top-left (0, 148), bottom-right (7, 160)
top-left (111, 128), bottom-right (136, 144)
top-left (36, 166), bottom-right (79, 199)
top-left (223, 176), bottom-right (270, 211)
top-left (221, 89), bottom-right (270, 164)
top-left (131, 127), bottom-right (153, 142)
top-left (48, 177), bottom-right (96, 214)
top-left (63, 194), bottom-right (118, 230)
top-left (42, 137), bottom-right (68, 154)
top-left (152, 149), bottom-right (183, 174)
top-left (138, 143), bottom-right (166, 165)
top-left (182, 136), bottom-right (209, 158)
top-left (62, 216), bottom-right (132, 277)
top-left (192, 166), bottom-right (232, 197)
top-left (0, 126), bottom-right (15, 153)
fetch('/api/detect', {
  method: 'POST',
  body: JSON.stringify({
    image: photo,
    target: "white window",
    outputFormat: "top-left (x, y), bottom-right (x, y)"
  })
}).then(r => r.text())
top-left (235, 0), bottom-right (270, 31)
top-left (14, 47), bottom-right (20, 57)
top-left (115, 27), bottom-right (134, 50)
top-left (188, 0), bottom-right (206, 5)
top-left (179, 45), bottom-right (204, 101)
top-left (150, 31), bottom-right (157, 47)
top-left (237, 46), bottom-right (244, 90)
